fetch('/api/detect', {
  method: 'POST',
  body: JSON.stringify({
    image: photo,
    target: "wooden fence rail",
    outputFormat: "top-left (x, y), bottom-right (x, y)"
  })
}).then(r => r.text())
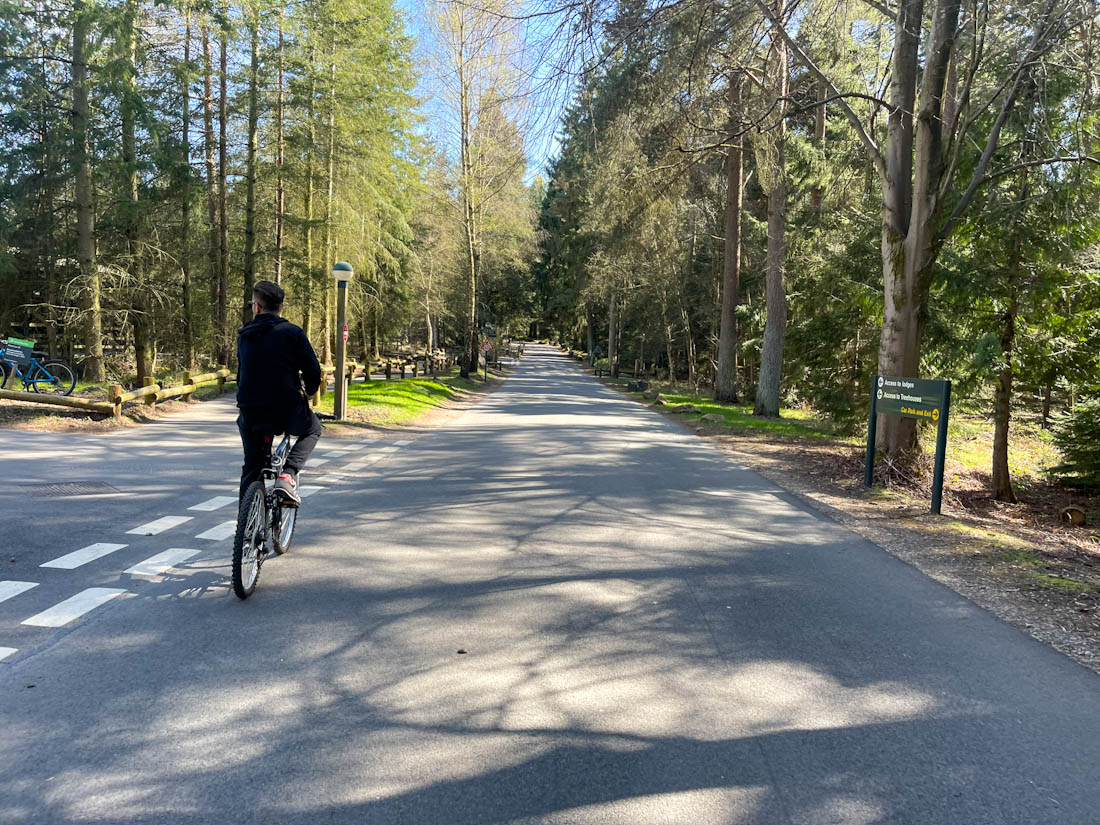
top-left (0, 388), bottom-right (114, 416)
top-left (0, 367), bottom-right (234, 422)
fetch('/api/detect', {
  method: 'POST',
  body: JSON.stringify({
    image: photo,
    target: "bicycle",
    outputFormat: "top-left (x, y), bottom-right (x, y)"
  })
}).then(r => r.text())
top-left (0, 338), bottom-right (76, 396)
top-left (231, 412), bottom-right (334, 599)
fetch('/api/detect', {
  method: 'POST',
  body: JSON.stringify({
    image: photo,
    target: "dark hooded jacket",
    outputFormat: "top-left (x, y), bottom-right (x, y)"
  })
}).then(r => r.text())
top-left (236, 313), bottom-right (321, 435)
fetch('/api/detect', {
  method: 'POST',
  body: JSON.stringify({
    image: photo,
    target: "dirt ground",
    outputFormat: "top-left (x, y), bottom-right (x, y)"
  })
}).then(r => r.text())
top-left (667, 404), bottom-right (1100, 674)
top-left (0, 393), bottom-right (209, 432)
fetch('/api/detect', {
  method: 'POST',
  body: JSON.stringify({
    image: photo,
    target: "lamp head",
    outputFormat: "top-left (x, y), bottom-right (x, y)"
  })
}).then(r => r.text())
top-left (333, 261), bottom-right (354, 284)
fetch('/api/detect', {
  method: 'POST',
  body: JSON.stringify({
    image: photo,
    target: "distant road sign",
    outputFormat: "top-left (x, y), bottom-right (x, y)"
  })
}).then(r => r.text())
top-left (342, 324), bottom-right (349, 343)
top-left (481, 339), bottom-right (493, 353)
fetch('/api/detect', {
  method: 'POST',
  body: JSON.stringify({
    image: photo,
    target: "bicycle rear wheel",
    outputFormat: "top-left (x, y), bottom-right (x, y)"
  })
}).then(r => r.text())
top-left (232, 482), bottom-right (266, 599)
top-left (29, 360), bottom-right (76, 396)
top-left (0, 361), bottom-right (10, 389)
top-left (271, 502), bottom-right (297, 555)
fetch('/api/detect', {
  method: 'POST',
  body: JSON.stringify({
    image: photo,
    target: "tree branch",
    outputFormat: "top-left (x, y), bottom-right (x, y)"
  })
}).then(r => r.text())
top-left (940, 0), bottom-right (1068, 237)
top-left (745, 0), bottom-right (887, 180)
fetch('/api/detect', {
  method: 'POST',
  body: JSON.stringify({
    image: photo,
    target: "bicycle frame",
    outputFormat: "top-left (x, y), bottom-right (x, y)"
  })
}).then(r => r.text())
top-left (2, 356), bottom-right (58, 390)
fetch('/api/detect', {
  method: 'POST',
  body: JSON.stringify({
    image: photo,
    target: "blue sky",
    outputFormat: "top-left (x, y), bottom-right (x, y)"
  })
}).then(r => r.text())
top-left (395, 0), bottom-right (576, 181)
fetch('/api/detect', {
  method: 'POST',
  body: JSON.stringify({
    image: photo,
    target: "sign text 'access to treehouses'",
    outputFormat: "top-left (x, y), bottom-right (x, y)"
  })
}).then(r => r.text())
top-left (875, 375), bottom-right (946, 423)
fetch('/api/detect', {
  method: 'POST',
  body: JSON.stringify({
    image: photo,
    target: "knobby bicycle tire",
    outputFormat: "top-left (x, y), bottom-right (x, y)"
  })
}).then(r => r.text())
top-left (232, 482), bottom-right (267, 599)
top-left (272, 502), bottom-right (297, 556)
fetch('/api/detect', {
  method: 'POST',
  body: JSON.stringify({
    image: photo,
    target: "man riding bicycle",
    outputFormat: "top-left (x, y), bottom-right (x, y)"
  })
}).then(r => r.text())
top-left (236, 280), bottom-right (322, 504)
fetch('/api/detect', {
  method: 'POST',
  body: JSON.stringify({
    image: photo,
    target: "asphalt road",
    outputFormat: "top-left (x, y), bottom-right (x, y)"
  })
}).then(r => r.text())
top-left (1, 344), bottom-right (1099, 824)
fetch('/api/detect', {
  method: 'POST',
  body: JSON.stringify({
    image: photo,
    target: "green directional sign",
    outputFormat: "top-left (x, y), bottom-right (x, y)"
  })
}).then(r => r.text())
top-left (875, 375), bottom-right (947, 424)
top-left (866, 374), bottom-right (953, 515)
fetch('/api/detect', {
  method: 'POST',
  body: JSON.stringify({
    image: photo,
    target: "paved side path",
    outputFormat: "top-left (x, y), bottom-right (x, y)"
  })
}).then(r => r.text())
top-left (1, 344), bottom-right (1099, 824)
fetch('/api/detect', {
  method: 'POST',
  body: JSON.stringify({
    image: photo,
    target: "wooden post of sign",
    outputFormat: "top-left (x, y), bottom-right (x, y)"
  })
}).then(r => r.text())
top-left (930, 382), bottom-right (952, 515)
top-left (864, 374), bottom-right (879, 487)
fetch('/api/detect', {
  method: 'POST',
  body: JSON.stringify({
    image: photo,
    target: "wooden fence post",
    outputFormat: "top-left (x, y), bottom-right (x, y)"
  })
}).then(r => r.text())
top-left (109, 384), bottom-right (122, 422)
top-left (385, 362), bottom-right (392, 380)
top-left (216, 365), bottom-right (227, 395)
top-left (412, 360), bottom-right (418, 378)
top-left (182, 372), bottom-right (194, 402)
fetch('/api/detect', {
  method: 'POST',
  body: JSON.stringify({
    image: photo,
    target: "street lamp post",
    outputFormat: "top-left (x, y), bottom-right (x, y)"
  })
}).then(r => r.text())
top-left (333, 261), bottom-right (354, 420)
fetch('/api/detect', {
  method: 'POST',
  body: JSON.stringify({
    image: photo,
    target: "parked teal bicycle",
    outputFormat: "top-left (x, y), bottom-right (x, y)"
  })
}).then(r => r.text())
top-left (0, 337), bottom-right (76, 396)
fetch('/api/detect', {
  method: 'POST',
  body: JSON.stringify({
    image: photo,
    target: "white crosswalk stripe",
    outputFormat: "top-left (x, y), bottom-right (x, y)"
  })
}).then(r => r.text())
top-left (188, 496), bottom-right (237, 512)
top-left (0, 647), bottom-right (16, 662)
top-left (22, 588), bottom-right (126, 628)
top-left (394, 439), bottom-right (412, 446)
top-left (124, 548), bottom-right (200, 578)
top-left (127, 516), bottom-right (193, 536)
top-left (195, 521), bottom-right (236, 541)
top-left (41, 543), bottom-right (128, 570)
top-left (322, 450), bottom-right (351, 457)
top-left (0, 581), bottom-right (38, 604)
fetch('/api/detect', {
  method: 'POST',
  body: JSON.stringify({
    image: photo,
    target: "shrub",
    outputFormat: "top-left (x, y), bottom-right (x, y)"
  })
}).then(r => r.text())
top-left (1051, 398), bottom-right (1100, 487)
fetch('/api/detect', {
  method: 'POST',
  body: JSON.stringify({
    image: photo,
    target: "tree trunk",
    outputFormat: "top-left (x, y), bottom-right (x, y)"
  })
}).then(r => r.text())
top-left (241, 6), bottom-right (259, 326)
top-left (72, 0), bottom-right (104, 382)
top-left (181, 2), bottom-right (195, 370)
top-left (753, 171), bottom-right (787, 416)
top-left (662, 298), bottom-right (676, 381)
top-left (303, 61), bottom-right (316, 340)
top-left (992, 176), bottom-right (1027, 504)
top-left (38, 46), bottom-right (59, 360)
top-left (321, 48), bottom-right (336, 366)
top-left (586, 305), bottom-right (596, 365)
top-left (217, 15), bottom-right (229, 363)
top-left (273, 16), bottom-right (285, 285)
top-left (991, 299), bottom-right (1018, 503)
top-left (122, 0), bottom-right (152, 383)
top-left (458, 28), bottom-right (478, 379)
top-left (810, 79), bottom-right (826, 215)
top-left (202, 22), bottom-right (220, 362)
top-left (715, 74), bottom-right (743, 403)
top-left (607, 293), bottom-right (619, 378)
top-left (876, 0), bottom-right (962, 455)
top-left (754, 23), bottom-right (788, 418)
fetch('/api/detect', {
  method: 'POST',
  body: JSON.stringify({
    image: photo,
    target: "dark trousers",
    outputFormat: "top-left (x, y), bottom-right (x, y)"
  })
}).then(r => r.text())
top-left (238, 412), bottom-right (323, 499)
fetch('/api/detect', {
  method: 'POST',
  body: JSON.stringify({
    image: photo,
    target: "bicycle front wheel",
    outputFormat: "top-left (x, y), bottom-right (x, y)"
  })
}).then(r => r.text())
top-left (29, 360), bottom-right (76, 396)
top-left (271, 502), bottom-right (297, 556)
top-left (232, 482), bottom-right (266, 599)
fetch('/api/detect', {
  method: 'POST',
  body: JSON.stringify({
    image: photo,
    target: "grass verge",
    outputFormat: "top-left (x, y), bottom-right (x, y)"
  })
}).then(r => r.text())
top-left (314, 366), bottom-right (500, 428)
top-left (600, 375), bottom-right (843, 441)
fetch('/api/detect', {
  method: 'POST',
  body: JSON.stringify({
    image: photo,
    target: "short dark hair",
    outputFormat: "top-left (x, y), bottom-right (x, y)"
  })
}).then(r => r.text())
top-left (253, 280), bottom-right (285, 313)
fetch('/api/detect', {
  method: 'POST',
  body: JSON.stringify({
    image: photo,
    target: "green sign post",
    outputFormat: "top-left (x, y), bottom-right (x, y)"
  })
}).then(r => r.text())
top-left (865, 374), bottom-right (952, 514)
